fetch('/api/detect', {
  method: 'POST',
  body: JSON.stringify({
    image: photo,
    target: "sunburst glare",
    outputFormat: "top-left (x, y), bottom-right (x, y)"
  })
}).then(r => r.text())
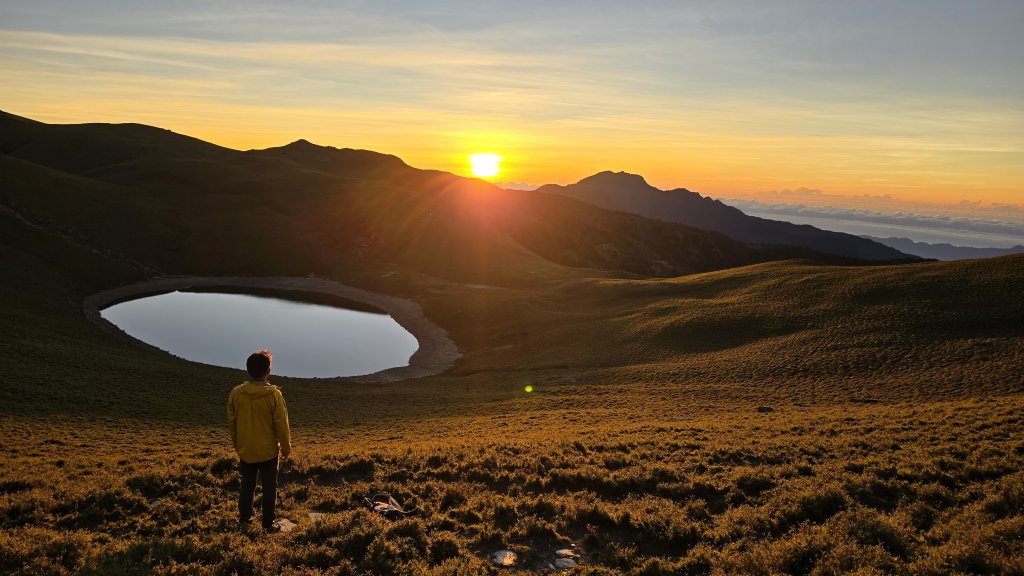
top-left (469, 153), bottom-right (501, 178)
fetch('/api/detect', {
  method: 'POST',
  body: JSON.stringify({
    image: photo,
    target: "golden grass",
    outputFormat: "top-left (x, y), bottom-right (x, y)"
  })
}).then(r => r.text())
top-left (3, 249), bottom-right (1023, 574)
top-left (3, 396), bottom-right (1023, 575)
top-left (2, 117), bottom-right (1023, 574)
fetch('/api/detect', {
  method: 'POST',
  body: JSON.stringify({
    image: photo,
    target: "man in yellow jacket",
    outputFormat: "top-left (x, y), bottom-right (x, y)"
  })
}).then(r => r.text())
top-left (228, 349), bottom-right (291, 532)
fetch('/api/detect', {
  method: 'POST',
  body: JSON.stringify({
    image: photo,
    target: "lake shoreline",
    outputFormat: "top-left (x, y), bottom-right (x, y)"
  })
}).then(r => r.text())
top-left (83, 276), bottom-right (460, 382)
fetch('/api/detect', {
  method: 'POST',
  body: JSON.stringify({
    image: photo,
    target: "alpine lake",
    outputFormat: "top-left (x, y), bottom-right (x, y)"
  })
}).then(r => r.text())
top-left (100, 290), bottom-right (420, 378)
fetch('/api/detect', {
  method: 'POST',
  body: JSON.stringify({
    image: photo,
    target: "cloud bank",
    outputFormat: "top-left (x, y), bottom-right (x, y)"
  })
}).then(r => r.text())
top-left (724, 198), bottom-right (1024, 249)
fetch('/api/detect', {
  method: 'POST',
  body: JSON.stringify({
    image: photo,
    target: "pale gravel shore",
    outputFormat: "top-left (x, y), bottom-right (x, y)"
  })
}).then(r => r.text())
top-left (83, 276), bottom-right (460, 382)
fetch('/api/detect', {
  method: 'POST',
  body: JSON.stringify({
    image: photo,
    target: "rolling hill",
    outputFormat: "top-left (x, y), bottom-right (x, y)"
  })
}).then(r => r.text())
top-left (0, 111), bottom-right (869, 284)
top-left (536, 171), bottom-right (918, 261)
top-left (2, 110), bottom-right (1023, 575)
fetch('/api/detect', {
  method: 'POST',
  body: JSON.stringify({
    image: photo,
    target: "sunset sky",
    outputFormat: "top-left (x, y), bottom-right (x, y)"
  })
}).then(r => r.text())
top-left (2, 1), bottom-right (1022, 213)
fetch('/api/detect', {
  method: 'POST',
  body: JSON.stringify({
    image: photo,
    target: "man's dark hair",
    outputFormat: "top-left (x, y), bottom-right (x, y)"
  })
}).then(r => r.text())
top-left (246, 349), bottom-right (272, 379)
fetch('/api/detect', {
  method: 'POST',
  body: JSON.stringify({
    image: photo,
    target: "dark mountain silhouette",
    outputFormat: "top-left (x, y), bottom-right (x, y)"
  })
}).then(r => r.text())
top-left (251, 139), bottom-right (414, 179)
top-left (1, 111), bottom-right (890, 285)
top-left (536, 171), bottom-right (917, 261)
top-left (863, 236), bottom-right (1024, 261)
top-left (0, 110), bottom-right (233, 175)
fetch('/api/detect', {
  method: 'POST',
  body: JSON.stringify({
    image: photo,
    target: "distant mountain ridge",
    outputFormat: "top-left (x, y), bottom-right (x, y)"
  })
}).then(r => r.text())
top-left (0, 110), bottom-right (877, 284)
top-left (536, 171), bottom-right (917, 261)
top-left (863, 236), bottom-right (1024, 261)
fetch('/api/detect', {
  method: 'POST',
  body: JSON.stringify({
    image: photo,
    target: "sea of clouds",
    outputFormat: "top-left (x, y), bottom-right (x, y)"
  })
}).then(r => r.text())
top-left (723, 198), bottom-right (1024, 248)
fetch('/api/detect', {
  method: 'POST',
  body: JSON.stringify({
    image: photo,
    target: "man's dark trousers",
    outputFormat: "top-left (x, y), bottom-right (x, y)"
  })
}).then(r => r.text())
top-left (239, 456), bottom-right (278, 529)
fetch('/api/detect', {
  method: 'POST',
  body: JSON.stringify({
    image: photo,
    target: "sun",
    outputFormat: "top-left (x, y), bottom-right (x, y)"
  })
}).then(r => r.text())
top-left (469, 153), bottom-right (501, 178)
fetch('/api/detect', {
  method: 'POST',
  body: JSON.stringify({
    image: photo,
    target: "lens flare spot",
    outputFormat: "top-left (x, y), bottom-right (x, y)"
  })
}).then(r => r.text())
top-left (524, 385), bottom-right (534, 393)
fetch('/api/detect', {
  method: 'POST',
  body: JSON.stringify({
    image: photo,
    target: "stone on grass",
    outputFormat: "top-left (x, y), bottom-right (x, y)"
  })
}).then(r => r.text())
top-left (756, 406), bottom-right (775, 413)
top-left (553, 557), bottom-right (577, 570)
top-left (555, 549), bottom-right (578, 558)
top-left (308, 512), bottom-right (325, 522)
top-left (273, 518), bottom-right (298, 533)
top-left (492, 550), bottom-right (517, 566)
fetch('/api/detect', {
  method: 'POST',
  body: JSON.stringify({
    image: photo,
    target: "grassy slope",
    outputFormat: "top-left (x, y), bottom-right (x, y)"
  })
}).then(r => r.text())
top-left (0, 112), bottom-right (868, 284)
top-left (2, 115), bottom-right (1024, 575)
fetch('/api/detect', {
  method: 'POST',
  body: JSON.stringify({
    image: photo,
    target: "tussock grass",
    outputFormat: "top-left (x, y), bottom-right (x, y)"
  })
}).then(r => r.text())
top-left (3, 396), bottom-right (1023, 575)
top-left (3, 116), bottom-right (1024, 573)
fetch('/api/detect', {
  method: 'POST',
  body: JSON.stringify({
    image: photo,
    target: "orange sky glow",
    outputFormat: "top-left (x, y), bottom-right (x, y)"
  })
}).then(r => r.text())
top-left (1, 3), bottom-right (1021, 214)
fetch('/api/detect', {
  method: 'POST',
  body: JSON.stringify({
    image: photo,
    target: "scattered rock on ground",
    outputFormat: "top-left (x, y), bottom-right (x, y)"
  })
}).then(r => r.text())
top-left (550, 547), bottom-right (580, 570)
top-left (492, 550), bottom-right (517, 566)
top-left (555, 549), bottom-right (578, 558)
top-left (757, 405), bottom-right (775, 413)
top-left (308, 512), bottom-right (324, 522)
top-left (273, 518), bottom-right (298, 533)
top-left (553, 557), bottom-right (577, 570)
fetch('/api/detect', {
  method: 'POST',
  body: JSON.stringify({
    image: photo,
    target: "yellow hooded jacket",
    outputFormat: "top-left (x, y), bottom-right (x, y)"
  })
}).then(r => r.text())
top-left (227, 381), bottom-right (291, 464)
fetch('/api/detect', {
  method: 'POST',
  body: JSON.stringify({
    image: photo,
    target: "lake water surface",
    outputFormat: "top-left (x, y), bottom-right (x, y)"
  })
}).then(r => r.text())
top-left (101, 291), bottom-right (420, 378)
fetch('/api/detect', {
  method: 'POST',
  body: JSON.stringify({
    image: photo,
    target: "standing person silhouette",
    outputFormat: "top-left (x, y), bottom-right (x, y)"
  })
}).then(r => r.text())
top-left (227, 349), bottom-right (291, 532)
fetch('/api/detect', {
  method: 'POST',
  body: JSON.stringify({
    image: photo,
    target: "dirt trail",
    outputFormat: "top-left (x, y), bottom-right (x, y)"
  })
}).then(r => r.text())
top-left (83, 276), bottom-right (460, 382)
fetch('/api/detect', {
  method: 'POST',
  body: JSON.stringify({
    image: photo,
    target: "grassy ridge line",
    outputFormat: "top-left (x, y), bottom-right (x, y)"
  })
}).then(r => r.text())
top-left (1, 112), bottom-right (891, 286)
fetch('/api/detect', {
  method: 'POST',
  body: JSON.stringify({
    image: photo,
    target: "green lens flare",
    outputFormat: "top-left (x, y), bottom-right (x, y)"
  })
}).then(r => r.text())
top-left (524, 385), bottom-right (533, 393)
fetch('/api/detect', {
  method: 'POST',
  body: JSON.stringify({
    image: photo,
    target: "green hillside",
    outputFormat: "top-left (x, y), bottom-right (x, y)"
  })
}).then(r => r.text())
top-left (2, 113), bottom-right (1023, 575)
